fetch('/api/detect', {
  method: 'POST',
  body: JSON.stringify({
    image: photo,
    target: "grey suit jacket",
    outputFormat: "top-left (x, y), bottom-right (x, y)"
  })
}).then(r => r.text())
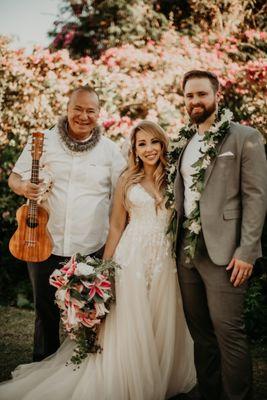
top-left (174, 121), bottom-right (267, 266)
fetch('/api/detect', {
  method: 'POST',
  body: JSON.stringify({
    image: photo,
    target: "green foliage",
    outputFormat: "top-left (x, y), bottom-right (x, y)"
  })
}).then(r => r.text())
top-left (178, 0), bottom-right (266, 33)
top-left (245, 266), bottom-right (267, 342)
top-left (245, 217), bottom-right (267, 342)
top-left (49, 0), bottom-right (267, 59)
top-left (49, 0), bottom-right (168, 58)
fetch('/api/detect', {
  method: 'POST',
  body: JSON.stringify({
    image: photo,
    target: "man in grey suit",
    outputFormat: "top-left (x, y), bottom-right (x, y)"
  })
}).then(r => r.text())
top-left (174, 70), bottom-right (267, 400)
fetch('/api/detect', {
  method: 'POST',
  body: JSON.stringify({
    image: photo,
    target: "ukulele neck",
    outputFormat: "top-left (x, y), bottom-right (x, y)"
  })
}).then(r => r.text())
top-left (28, 159), bottom-right (40, 218)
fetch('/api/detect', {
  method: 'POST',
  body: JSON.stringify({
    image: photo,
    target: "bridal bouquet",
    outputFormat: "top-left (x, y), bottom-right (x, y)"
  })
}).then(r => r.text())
top-left (49, 253), bottom-right (120, 365)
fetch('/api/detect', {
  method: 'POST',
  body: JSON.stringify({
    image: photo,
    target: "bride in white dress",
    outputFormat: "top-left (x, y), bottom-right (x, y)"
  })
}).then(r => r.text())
top-left (0, 121), bottom-right (196, 400)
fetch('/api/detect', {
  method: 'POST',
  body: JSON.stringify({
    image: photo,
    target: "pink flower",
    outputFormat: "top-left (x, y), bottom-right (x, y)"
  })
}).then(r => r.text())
top-left (82, 275), bottom-right (111, 300)
top-left (2, 211), bottom-right (10, 220)
top-left (69, 296), bottom-right (85, 309)
top-left (61, 255), bottom-right (77, 277)
top-left (77, 311), bottom-right (101, 328)
top-left (103, 118), bottom-right (116, 129)
top-left (49, 269), bottom-right (67, 288)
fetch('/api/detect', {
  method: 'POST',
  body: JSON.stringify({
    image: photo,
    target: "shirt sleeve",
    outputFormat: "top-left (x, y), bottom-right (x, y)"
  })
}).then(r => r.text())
top-left (12, 132), bottom-right (47, 179)
top-left (12, 137), bottom-right (32, 176)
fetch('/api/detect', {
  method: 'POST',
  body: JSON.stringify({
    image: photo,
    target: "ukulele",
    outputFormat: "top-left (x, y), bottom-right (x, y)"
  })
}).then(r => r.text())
top-left (9, 132), bottom-right (53, 262)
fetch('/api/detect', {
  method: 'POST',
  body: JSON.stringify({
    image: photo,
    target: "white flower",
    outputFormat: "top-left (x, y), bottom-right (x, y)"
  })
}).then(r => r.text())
top-left (193, 191), bottom-right (201, 201)
top-left (178, 137), bottom-right (188, 148)
top-left (50, 268), bottom-right (62, 278)
top-left (75, 262), bottom-right (95, 276)
top-left (189, 221), bottom-right (201, 234)
top-left (95, 302), bottom-right (109, 317)
top-left (222, 109), bottom-right (233, 122)
top-left (67, 305), bottom-right (79, 329)
top-left (56, 288), bottom-right (67, 302)
top-left (209, 126), bottom-right (217, 134)
top-left (201, 156), bottom-right (211, 169)
top-left (85, 256), bottom-right (94, 263)
top-left (201, 139), bottom-right (215, 152)
top-left (168, 164), bottom-right (176, 174)
top-left (55, 288), bottom-right (68, 310)
top-left (169, 137), bottom-right (187, 151)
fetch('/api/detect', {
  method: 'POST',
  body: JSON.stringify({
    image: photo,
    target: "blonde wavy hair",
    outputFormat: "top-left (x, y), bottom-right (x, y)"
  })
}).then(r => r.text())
top-left (121, 120), bottom-right (168, 211)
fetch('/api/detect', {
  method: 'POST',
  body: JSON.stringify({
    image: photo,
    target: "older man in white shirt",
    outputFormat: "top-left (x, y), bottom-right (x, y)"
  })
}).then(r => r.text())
top-left (8, 86), bottom-right (126, 361)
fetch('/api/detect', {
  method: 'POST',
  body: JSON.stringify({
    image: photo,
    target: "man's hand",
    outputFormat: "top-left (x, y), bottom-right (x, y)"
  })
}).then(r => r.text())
top-left (20, 180), bottom-right (43, 201)
top-left (226, 258), bottom-right (253, 287)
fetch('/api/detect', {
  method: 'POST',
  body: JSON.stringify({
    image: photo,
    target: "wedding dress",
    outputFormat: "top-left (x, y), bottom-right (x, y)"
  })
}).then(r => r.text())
top-left (0, 184), bottom-right (196, 400)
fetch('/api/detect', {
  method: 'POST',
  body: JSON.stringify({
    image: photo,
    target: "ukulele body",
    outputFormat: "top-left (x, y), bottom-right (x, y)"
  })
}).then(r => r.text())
top-left (9, 204), bottom-right (53, 262)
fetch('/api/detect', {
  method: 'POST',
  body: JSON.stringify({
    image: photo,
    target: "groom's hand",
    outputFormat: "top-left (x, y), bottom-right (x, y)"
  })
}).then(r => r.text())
top-left (226, 258), bottom-right (253, 287)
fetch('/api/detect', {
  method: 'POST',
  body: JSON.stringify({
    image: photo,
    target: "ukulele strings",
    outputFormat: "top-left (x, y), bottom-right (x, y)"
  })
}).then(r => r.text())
top-left (26, 145), bottom-right (39, 248)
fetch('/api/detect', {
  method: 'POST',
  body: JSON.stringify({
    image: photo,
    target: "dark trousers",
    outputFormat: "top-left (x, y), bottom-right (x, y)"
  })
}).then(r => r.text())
top-left (177, 232), bottom-right (252, 400)
top-left (27, 247), bottom-right (104, 362)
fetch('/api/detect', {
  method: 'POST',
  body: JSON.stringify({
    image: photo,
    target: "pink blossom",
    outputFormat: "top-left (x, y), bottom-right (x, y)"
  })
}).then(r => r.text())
top-left (76, 311), bottom-right (101, 328)
top-left (61, 255), bottom-right (77, 277)
top-left (49, 269), bottom-right (67, 288)
top-left (103, 118), bottom-right (116, 129)
top-left (72, 299), bottom-right (85, 309)
top-left (82, 275), bottom-right (111, 300)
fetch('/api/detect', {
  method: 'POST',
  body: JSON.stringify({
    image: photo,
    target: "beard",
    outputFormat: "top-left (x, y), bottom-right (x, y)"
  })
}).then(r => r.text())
top-left (188, 101), bottom-right (216, 124)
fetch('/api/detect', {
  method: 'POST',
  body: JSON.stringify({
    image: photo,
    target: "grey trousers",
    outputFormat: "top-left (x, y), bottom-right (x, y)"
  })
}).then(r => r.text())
top-left (177, 232), bottom-right (252, 400)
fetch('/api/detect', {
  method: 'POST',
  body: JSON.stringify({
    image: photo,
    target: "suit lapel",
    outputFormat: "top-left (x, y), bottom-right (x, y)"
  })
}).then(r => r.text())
top-left (203, 128), bottom-right (231, 189)
top-left (177, 143), bottom-right (187, 170)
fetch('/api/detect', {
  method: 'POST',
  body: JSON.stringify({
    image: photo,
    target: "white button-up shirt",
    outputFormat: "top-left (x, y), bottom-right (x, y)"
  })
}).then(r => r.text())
top-left (13, 126), bottom-right (126, 257)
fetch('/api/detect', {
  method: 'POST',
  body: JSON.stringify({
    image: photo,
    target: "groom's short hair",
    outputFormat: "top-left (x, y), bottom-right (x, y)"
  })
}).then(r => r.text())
top-left (182, 70), bottom-right (220, 93)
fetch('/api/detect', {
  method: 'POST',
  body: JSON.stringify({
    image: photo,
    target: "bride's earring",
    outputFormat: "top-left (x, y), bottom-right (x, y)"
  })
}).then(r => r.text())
top-left (135, 155), bottom-right (140, 164)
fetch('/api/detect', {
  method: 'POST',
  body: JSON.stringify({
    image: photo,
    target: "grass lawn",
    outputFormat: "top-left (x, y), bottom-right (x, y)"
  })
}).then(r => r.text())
top-left (0, 306), bottom-right (266, 399)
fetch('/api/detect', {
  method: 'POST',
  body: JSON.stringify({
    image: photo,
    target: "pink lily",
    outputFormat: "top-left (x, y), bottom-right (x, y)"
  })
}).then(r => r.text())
top-left (76, 311), bottom-right (101, 328)
top-left (60, 255), bottom-right (77, 277)
top-left (82, 276), bottom-right (111, 300)
top-left (49, 269), bottom-right (67, 288)
top-left (68, 296), bottom-right (85, 309)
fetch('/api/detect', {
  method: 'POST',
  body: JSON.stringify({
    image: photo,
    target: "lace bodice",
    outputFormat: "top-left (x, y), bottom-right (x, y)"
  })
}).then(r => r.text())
top-left (115, 184), bottom-right (173, 289)
top-left (127, 183), bottom-right (171, 233)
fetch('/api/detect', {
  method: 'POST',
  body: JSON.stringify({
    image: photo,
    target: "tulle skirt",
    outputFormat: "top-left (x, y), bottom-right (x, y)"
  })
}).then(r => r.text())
top-left (0, 227), bottom-right (196, 400)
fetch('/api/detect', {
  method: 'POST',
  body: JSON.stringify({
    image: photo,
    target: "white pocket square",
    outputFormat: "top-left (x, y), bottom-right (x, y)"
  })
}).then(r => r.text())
top-left (218, 151), bottom-right (235, 157)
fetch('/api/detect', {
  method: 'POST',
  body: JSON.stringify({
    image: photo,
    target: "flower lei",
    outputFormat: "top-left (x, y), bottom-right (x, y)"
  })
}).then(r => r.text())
top-left (57, 116), bottom-right (101, 155)
top-left (165, 108), bottom-right (233, 261)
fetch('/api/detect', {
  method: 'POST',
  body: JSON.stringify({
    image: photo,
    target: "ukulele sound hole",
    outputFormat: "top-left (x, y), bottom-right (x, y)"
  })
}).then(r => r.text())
top-left (26, 218), bottom-right (38, 228)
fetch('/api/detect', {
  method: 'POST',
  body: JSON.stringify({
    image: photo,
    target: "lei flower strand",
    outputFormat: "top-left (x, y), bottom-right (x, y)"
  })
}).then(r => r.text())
top-left (165, 108), bottom-right (233, 261)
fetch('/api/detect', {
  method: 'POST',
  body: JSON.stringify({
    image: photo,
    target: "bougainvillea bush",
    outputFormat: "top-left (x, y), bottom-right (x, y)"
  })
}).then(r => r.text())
top-left (0, 29), bottom-right (266, 339)
top-left (1, 29), bottom-right (266, 149)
